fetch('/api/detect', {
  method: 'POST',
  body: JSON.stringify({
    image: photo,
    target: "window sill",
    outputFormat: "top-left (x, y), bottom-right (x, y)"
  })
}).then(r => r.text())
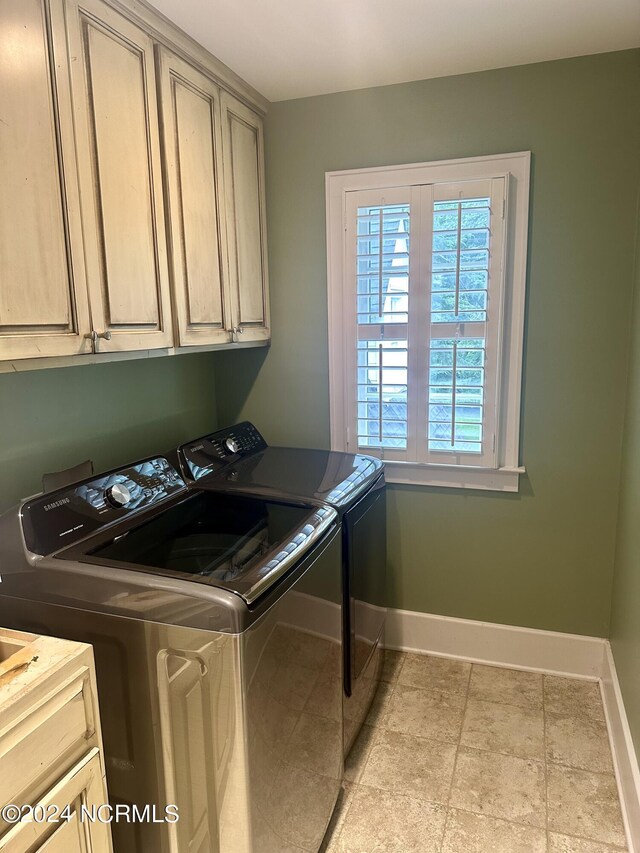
top-left (384, 461), bottom-right (525, 492)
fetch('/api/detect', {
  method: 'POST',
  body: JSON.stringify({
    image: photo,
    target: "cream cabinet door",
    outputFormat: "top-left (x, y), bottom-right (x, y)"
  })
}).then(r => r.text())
top-left (66, 0), bottom-right (173, 352)
top-left (220, 93), bottom-right (270, 344)
top-left (157, 49), bottom-right (232, 347)
top-left (0, 0), bottom-right (92, 360)
top-left (0, 750), bottom-right (111, 853)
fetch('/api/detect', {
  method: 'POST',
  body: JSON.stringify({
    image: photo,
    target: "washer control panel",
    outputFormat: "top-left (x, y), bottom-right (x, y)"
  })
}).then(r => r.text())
top-left (22, 457), bottom-right (186, 556)
top-left (179, 422), bottom-right (267, 481)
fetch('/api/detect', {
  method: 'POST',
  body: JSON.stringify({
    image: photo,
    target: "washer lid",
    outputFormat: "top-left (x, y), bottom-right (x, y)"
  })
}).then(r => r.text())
top-left (177, 422), bottom-right (384, 510)
top-left (208, 446), bottom-right (384, 510)
top-left (76, 491), bottom-right (336, 604)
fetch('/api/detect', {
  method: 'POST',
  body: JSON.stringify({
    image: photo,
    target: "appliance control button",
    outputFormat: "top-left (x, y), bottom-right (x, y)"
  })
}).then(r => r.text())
top-left (105, 483), bottom-right (132, 508)
top-left (225, 438), bottom-right (239, 454)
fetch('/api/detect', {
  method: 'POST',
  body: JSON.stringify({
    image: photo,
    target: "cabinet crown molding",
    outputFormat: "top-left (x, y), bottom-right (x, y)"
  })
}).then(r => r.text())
top-left (102, 0), bottom-right (270, 114)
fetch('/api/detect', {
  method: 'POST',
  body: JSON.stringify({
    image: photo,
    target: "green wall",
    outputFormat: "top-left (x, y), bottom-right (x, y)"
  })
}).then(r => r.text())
top-left (215, 50), bottom-right (640, 636)
top-left (610, 198), bottom-right (640, 761)
top-left (0, 353), bottom-right (218, 513)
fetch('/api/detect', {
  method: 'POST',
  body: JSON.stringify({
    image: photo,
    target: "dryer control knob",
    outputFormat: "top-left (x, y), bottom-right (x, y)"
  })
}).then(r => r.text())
top-left (105, 483), bottom-right (131, 508)
top-left (225, 438), bottom-right (239, 454)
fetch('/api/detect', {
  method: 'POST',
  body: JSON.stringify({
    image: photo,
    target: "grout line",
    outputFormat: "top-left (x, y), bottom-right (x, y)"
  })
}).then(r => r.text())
top-left (452, 742), bottom-right (545, 766)
top-left (542, 672), bottom-right (551, 850)
top-left (349, 717), bottom-right (383, 784)
top-left (447, 802), bottom-right (627, 849)
top-left (438, 661), bottom-right (473, 851)
top-left (370, 679), bottom-right (395, 729)
top-left (444, 803), bottom-right (545, 834)
top-left (546, 758), bottom-right (622, 779)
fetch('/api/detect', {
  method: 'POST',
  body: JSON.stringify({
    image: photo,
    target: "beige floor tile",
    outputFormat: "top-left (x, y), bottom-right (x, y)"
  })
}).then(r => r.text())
top-left (270, 662), bottom-right (321, 711)
top-left (253, 806), bottom-right (310, 853)
top-left (344, 724), bottom-right (378, 783)
top-left (305, 671), bottom-right (342, 722)
top-left (343, 716), bottom-right (359, 754)
top-left (380, 649), bottom-right (406, 682)
top-left (461, 698), bottom-right (545, 760)
top-left (270, 625), bottom-right (332, 670)
top-left (384, 682), bottom-right (466, 742)
top-left (546, 712), bottom-right (614, 772)
top-left (364, 679), bottom-right (395, 727)
top-left (259, 692), bottom-right (301, 751)
top-left (441, 807), bottom-right (547, 852)
top-left (544, 676), bottom-right (605, 723)
top-left (268, 763), bottom-right (341, 851)
top-left (335, 785), bottom-right (447, 853)
top-left (469, 665), bottom-right (543, 709)
top-left (319, 783), bottom-right (355, 853)
top-left (323, 641), bottom-right (343, 680)
top-left (398, 653), bottom-right (471, 694)
top-left (360, 727), bottom-right (456, 804)
top-left (284, 712), bottom-right (343, 779)
top-left (548, 832), bottom-right (627, 852)
top-left (450, 746), bottom-right (546, 827)
top-left (547, 764), bottom-right (626, 847)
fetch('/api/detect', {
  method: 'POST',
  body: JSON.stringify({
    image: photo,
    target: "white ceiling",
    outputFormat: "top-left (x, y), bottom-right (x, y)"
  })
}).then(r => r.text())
top-left (147, 0), bottom-right (640, 102)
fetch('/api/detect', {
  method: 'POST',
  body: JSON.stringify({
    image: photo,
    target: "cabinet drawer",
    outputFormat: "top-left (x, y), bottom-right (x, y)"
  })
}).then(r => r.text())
top-left (0, 749), bottom-right (111, 852)
top-left (0, 669), bottom-right (96, 811)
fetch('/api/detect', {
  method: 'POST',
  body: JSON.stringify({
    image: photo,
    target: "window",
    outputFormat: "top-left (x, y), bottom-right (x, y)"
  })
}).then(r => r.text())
top-left (326, 152), bottom-right (530, 491)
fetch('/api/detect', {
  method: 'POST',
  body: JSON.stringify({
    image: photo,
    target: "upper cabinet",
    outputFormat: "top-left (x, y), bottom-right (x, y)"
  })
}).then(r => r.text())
top-left (221, 93), bottom-right (270, 344)
top-left (66, 0), bottom-right (174, 353)
top-left (156, 48), bottom-right (231, 347)
top-left (0, 0), bottom-right (92, 360)
top-left (0, 0), bottom-right (269, 367)
top-left (156, 51), bottom-right (270, 348)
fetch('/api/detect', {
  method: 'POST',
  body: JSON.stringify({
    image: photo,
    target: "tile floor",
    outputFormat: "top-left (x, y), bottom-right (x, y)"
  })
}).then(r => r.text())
top-left (321, 651), bottom-right (627, 853)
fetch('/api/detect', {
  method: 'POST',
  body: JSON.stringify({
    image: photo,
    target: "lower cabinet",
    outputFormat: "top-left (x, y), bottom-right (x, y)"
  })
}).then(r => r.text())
top-left (0, 751), bottom-right (111, 853)
top-left (0, 630), bottom-right (112, 853)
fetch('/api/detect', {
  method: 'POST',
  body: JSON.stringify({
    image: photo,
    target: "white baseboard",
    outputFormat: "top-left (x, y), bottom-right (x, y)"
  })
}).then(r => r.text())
top-left (601, 643), bottom-right (640, 853)
top-left (386, 607), bottom-right (605, 678)
top-left (385, 607), bottom-right (640, 852)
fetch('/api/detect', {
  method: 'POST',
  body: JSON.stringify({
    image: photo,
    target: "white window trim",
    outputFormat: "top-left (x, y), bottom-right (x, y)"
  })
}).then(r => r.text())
top-left (326, 151), bottom-right (530, 493)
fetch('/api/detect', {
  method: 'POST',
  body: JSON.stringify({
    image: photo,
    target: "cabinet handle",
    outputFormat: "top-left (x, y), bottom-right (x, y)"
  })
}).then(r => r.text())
top-left (230, 326), bottom-right (244, 344)
top-left (84, 329), bottom-right (112, 353)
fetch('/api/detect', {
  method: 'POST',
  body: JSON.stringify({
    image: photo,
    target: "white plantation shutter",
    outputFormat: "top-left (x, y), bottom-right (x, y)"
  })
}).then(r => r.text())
top-left (345, 179), bottom-right (506, 468)
top-left (345, 188), bottom-right (413, 461)
top-left (327, 153), bottom-right (530, 491)
top-left (426, 179), bottom-right (506, 468)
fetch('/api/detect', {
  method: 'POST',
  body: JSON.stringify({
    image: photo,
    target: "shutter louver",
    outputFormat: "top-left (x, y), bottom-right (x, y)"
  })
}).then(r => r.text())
top-left (355, 203), bottom-right (410, 451)
top-left (428, 196), bottom-right (491, 456)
